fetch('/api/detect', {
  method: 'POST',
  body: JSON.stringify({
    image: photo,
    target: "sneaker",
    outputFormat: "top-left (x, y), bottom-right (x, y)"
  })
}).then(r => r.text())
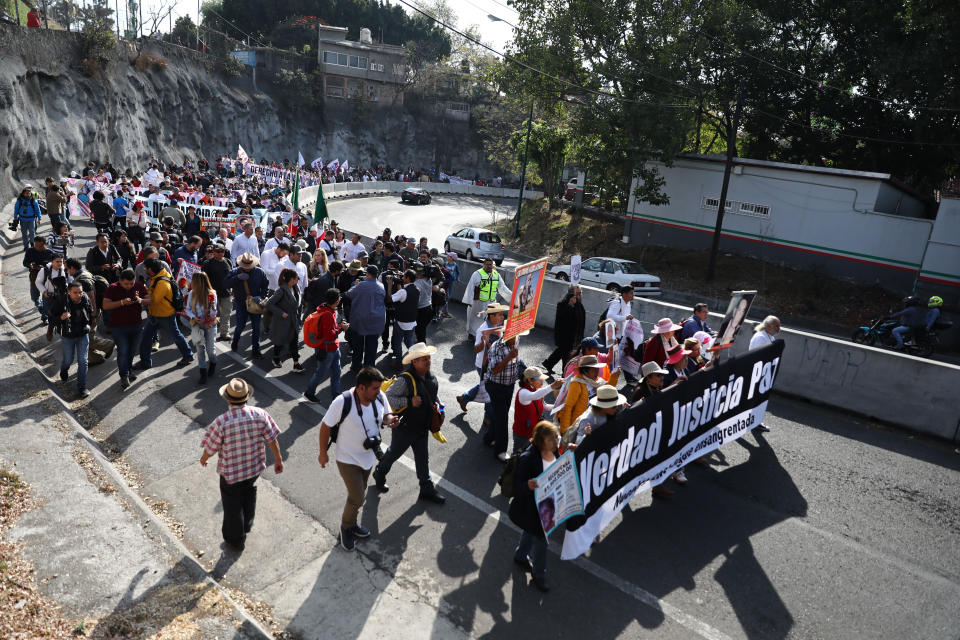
top-left (372, 470), bottom-right (389, 492)
top-left (673, 470), bottom-right (688, 484)
top-left (78, 388), bottom-right (91, 399)
top-left (272, 357), bottom-right (282, 368)
top-left (349, 524), bottom-right (371, 538)
top-left (456, 394), bottom-right (468, 412)
top-left (128, 373), bottom-right (138, 383)
top-left (120, 376), bottom-right (130, 391)
top-left (292, 362), bottom-right (304, 373)
top-left (339, 525), bottom-right (356, 552)
top-left (134, 361), bottom-right (151, 371)
top-left (303, 391), bottom-right (320, 403)
top-left (497, 451), bottom-right (509, 462)
top-left (177, 355), bottom-right (194, 367)
top-left (59, 367), bottom-right (69, 381)
top-left (755, 423), bottom-right (771, 433)
top-left (151, 340), bottom-right (160, 352)
top-left (418, 489), bottom-right (446, 504)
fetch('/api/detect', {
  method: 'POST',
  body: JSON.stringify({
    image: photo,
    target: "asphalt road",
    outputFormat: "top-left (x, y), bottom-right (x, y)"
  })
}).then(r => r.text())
top-left (6, 199), bottom-right (960, 639)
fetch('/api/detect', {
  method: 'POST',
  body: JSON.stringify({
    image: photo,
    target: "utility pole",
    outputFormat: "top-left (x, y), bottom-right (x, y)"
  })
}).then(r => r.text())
top-left (513, 102), bottom-right (534, 239)
top-left (706, 83), bottom-right (744, 282)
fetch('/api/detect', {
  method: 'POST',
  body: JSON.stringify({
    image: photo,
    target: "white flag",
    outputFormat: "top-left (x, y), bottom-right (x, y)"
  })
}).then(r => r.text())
top-left (341, 159), bottom-right (349, 173)
top-left (311, 156), bottom-right (324, 171)
top-left (297, 151), bottom-right (305, 168)
top-left (327, 158), bottom-right (340, 171)
top-left (237, 144), bottom-right (248, 162)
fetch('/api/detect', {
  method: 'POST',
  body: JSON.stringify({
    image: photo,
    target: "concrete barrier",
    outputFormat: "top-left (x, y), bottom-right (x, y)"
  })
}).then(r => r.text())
top-left (296, 182), bottom-right (543, 209)
top-left (449, 258), bottom-right (960, 443)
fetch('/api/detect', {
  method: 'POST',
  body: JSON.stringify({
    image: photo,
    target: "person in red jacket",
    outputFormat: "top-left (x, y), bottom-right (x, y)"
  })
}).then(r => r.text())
top-left (641, 317), bottom-right (681, 367)
top-left (26, 7), bottom-right (42, 27)
top-left (303, 288), bottom-right (348, 404)
top-left (512, 367), bottom-right (562, 454)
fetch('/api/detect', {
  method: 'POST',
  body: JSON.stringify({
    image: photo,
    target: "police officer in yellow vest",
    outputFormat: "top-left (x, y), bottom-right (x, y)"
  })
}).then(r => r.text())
top-left (461, 257), bottom-right (512, 337)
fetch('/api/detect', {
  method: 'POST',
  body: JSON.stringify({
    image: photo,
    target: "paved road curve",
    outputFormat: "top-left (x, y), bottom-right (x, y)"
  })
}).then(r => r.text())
top-left (4, 198), bottom-right (960, 639)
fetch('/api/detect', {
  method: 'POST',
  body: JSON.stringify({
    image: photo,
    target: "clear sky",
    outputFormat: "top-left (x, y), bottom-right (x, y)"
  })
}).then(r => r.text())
top-left (129, 0), bottom-right (518, 50)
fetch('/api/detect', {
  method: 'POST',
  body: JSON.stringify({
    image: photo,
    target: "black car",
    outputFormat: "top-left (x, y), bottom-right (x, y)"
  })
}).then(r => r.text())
top-left (401, 187), bottom-right (431, 205)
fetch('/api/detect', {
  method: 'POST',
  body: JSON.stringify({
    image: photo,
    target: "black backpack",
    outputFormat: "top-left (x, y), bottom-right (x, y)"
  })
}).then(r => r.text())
top-left (326, 390), bottom-right (384, 449)
top-left (498, 450), bottom-right (524, 498)
top-left (154, 276), bottom-right (185, 312)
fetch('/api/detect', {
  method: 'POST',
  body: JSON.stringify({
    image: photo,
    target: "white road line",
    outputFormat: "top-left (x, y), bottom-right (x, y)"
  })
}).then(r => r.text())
top-left (215, 342), bottom-right (733, 640)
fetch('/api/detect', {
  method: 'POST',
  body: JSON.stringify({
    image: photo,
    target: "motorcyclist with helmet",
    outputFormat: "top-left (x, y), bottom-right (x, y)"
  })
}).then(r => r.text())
top-left (890, 296), bottom-right (923, 349)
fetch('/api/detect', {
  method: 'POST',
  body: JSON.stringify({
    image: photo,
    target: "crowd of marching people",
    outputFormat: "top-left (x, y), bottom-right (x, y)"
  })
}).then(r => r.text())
top-left (13, 156), bottom-right (787, 593)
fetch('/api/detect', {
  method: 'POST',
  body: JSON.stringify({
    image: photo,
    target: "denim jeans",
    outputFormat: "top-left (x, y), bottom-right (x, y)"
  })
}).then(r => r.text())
top-left (374, 428), bottom-right (434, 491)
top-left (391, 325), bottom-right (415, 361)
top-left (111, 324), bottom-right (141, 378)
top-left (233, 305), bottom-right (262, 353)
top-left (191, 324), bottom-right (218, 368)
top-left (306, 348), bottom-right (341, 402)
top-left (61, 334), bottom-right (90, 390)
top-left (139, 314), bottom-right (192, 366)
top-left (515, 531), bottom-right (547, 580)
top-left (485, 381), bottom-right (514, 454)
top-left (351, 333), bottom-right (379, 370)
top-left (892, 325), bottom-right (914, 347)
top-left (29, 277), bottom-right (46, 320)
top-left (19, 218), bottom-right (37, 251)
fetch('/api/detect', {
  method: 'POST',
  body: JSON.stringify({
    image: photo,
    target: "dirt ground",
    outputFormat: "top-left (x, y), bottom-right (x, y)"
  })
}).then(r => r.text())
top-left (493, 199), bottom-right (904, 328)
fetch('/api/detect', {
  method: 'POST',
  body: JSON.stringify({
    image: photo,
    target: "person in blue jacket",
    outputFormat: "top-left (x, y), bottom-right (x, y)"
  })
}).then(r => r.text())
top-left (224, 252), bottom-right (269, 359)
top-left (13, 185), bottom-right (43, 250)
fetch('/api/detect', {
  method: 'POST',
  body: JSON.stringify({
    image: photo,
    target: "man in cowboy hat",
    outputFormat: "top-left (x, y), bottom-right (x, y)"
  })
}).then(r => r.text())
top-left (570, 384), bottom-right (627, 446)
top-left (372, 342), bottom-right (447, 504)
top-left (200, 378), bottom-right (284, 550)
top-left (224, 252), bottom-right (269, 358)
top-left (456, 302), bottom-right (509, 417)
top-left (629, 362), bottom-right (679, 495)
top-left (642, 317), bottom-right (682, 367)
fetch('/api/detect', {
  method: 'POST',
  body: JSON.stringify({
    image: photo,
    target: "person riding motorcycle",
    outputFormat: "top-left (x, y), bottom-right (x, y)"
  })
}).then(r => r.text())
top-left (890, 296), bottom-right (923, 349)
top-left (925, 296), bottom-right (943, 332)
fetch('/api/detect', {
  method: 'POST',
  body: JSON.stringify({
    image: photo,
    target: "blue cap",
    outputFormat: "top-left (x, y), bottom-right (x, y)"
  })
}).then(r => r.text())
top-left (581, 337), bottom-right (600, 350)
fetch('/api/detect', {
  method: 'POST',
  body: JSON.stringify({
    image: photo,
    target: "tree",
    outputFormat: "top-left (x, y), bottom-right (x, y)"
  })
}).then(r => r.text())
top-left (509, 117), bottom-right (571, 200)
top-left (166, 15), bottom-right (198, 48)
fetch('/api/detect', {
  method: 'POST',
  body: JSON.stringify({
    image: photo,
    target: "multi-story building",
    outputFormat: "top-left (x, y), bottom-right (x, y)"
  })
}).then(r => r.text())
top-left (316, 25), bottom-right (407, 104)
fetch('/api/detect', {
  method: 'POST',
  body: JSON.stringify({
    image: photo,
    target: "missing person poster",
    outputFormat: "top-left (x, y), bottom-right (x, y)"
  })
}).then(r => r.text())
top-left (503, 257), bottom-right (549, 342)
top-left (714, 290), bottom-right (757, 350)
top-left (533, 450), bottom-right (585, 538)
top-left (570, 255), bottom-right (582, 285)
top-left (560, 340), bottom-right (784, 559)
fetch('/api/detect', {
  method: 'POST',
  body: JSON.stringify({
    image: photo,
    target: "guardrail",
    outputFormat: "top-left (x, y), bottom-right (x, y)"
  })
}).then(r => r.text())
top-left (295, 182), bottom-right (545, 208)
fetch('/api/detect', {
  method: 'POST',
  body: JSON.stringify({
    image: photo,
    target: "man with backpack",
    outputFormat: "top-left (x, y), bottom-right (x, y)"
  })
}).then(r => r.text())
top-left (23, 236), bottom-right (55, 324)
top-left (13, 184), bottom-right (43, 251)
top-left (64, 258), bottom-right (114, 366)
top-left (317, 367), bottom-right (398, 552)
top-left (371, 342), bottom-right (446, 505)
top-left (137, 258), bottom-right (193, 370)
top-left (50, 282), bottom-right (94, 399)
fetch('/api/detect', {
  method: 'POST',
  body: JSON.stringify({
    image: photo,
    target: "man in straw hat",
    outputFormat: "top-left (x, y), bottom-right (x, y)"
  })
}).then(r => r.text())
top-left (486, 330), bottom-right (526, 461)
top-left (569, 384), bottom-right (627, 446)
top-left (200, 378), bottom-right (284, 551)
top-left (456, 302), bottom-right (508, 422)
top-left (630, 362), bottom-right (682, 495)
top-left (372, 342), bottom-right (447, 504)
top-left (224, 252), bottom-right (269, 358)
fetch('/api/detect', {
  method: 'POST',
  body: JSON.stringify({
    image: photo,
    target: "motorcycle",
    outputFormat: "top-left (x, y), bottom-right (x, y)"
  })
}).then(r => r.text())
top-left (853, 316), bottom-right (952, 357)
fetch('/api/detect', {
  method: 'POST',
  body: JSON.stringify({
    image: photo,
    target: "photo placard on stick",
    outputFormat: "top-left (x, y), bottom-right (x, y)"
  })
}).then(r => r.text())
top-left (503, 258), bottom-right (549, 342)
top-left (714, 290), bottom-right (757, 351)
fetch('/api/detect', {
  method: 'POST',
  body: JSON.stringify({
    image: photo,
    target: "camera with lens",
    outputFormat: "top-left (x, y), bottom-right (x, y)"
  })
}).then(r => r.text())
top-left (8, 219), bottom-right (19, 232)
top-left (362, 435), bottom-right (384, 460)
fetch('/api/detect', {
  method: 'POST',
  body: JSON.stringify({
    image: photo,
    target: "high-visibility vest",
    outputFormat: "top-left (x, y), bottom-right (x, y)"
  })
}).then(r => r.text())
top-left (478, 270), bottom-right (500, 301)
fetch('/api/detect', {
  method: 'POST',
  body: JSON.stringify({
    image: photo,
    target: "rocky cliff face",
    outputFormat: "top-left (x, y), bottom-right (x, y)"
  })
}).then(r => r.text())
top-left (0, 23), bottom-right (492, 198)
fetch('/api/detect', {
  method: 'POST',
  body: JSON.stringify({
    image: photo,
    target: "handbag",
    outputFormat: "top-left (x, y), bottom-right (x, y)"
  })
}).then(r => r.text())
top-left (244, 281), bottom-right (266, 314)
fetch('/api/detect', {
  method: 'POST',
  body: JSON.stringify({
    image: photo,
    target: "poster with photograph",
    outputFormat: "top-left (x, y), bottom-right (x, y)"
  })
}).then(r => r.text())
top-left (533, 450), bottom-right (585, 538)
top-left (503, 258), bottom-right (549, 342)
top-left (570, 255), bottom-right (582, 285)
top-left (714, 290), bottom-right (757, 350)
top-left (620, 318), bottom-right (645, 376)
top-left (604, 319), bottom-right (618, 369)
top-left (176, 259), bottom-right (202, 287)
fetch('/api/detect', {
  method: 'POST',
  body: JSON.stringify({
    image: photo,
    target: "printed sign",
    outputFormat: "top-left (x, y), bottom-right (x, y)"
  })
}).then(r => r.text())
top-left (560, 340), bottom-right (784, 560)
top-left (570, 255), bottom-right (582, 285)
top-left (503, 257), bottom-right (549, 342)
top-left (533, 450), bottom-right (585, 538)
top-left (175, 259), bottom-right (202, 286)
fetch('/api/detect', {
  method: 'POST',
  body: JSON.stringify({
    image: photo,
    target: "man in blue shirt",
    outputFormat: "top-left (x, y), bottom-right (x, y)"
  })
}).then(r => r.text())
top-left (346, 265), bottom-right (386, 371)
top-left (112, 191), bottom-right (129, 230)
top-left (680, 303), bottom-right (714, 340)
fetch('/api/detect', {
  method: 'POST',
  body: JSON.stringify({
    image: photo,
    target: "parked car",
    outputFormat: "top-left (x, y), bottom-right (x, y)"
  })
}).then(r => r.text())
top-left (444, 227), bottom-right (505, 265)
top-left (550, 257), bottom-right (661, 295)
top-left (401, 187), bottom-right (431, 205)
top-left (563, 180), bottom-right (597, 201)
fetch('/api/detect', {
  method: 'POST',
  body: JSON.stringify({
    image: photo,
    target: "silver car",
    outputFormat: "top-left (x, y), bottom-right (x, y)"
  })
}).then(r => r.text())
top-left (444, 227), bottom-right (505, 265)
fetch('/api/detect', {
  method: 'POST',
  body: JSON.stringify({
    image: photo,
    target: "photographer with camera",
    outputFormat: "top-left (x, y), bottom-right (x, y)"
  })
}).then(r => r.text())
top-left (372, 342), bottom-right (447, 505)
top-left (317, 366), bottom-right (398, 552)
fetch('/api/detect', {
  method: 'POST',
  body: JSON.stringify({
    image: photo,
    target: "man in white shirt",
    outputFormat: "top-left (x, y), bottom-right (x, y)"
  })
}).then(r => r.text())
top-left (217, 228), bottom-right (233, 253)
top-left (317, 367), bottom-right (397, 552)
top-left (748, 315), bottom-right (779, 433)
top-left (259, 242), bottom-right (289, 291)
top-left (263, 225), bottom-right (289, 252)
top-left (606, 285), bottom-right (634, 340)
top-left (280, 245), bottom-right (308, 295)
top-left (231, 222), bottom-right (260, 259)
top-left (341, 233), bottom-right (366, 263)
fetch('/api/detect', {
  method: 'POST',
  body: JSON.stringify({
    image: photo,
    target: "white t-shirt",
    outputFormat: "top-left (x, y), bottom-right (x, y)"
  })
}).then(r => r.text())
top-left (473, 320), bottom-right (503, 368)
top-left (391, 288), bottom-right (417, 331)
top-left (260, 248), bottom-right (284, 290)
top-left (749, 329), bottom-right (776, 350)
top-left (322, 391), bottom-right (392, 469)
top-left (281, 256), bottom-right (308, 294)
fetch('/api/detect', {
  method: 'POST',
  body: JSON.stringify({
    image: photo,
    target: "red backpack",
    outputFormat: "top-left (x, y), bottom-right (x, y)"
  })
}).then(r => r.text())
top-left (304, 305), bottom-right (334, 349)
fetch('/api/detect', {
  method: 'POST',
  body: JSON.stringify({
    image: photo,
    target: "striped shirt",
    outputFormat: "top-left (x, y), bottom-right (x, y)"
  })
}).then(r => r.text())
top-left (201, 406), bottom-right (281, 484)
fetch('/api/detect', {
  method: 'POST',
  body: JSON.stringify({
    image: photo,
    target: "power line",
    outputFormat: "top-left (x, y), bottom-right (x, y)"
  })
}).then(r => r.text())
top-left (204, 4), bottom-right (270, 48)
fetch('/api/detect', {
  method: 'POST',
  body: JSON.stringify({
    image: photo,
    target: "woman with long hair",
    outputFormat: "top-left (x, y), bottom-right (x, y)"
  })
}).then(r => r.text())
top-left (185, 271), bottom-right (218, 383)
top-left (308, 248), bottom-right (329, 280)
top-left (267, 268), bottom-right (303, 372)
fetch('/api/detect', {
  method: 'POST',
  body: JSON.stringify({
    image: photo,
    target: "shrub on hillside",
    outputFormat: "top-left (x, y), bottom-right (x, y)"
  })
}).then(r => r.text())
top-left (219, 55), bottom-right (244, 78)
top-left (79, 20), bottom-right (115, 77)
top-left (130, 53), bottom-right (169, 72)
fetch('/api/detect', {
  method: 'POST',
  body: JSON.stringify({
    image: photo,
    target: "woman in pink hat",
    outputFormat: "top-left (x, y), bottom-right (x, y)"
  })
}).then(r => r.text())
top-left (663, 344), bottom-right (692, 386)
top-left (641, 317), bottom-right (681, 368)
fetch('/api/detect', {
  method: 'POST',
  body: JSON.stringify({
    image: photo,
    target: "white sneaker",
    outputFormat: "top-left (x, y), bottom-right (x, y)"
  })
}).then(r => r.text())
top-left (673, 470), bottom-right (688, 484)
top-left (497, 452), bottom-right (509, 462)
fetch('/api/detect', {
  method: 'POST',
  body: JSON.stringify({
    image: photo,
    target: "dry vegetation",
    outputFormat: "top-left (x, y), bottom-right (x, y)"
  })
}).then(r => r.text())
top-left (494, 199), bottom-right (902, 327)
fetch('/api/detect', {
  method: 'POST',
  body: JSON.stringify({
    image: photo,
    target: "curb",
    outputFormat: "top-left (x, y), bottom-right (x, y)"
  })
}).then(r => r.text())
top-left (0, 199), bottom-right (275, 640)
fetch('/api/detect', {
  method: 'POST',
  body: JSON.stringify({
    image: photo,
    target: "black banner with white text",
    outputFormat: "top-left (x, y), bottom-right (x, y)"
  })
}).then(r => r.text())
top-left (561, 340), bottom-right (785, 559)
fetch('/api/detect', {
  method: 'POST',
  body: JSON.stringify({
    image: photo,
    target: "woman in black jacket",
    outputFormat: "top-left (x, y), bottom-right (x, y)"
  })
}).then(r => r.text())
top-left (508, 420), bottom-right (562, 593)
top-left (542, 286), bottom-right (585, 374)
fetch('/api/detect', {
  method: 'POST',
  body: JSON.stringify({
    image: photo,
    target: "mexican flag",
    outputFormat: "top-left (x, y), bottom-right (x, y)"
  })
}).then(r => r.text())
top-left (313, 178), bottom-right (329, 227)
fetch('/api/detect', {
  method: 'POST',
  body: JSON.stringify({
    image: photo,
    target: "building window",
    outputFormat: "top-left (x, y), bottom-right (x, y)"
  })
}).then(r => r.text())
top-left (701, 196), bottom-right (735, 213)
top-left (326, 76), bottom-right (345, 98)
top-left (447, 102), bottom-right (469, 112)
top-left (701, 196), bottom-right (770, 218)
top-left (739, 202), bottom-right (771, 217)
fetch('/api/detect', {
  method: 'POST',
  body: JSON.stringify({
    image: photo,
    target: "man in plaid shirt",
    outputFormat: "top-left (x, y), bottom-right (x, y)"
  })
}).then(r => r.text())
top-left (485, 333), bottom-right (524, 461)
top-left (201, 378), bottom-right (284, 550)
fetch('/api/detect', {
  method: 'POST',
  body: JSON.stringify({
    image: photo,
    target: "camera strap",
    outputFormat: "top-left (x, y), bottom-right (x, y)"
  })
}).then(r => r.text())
top-left (352, 389), bottom-right (381, 439)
